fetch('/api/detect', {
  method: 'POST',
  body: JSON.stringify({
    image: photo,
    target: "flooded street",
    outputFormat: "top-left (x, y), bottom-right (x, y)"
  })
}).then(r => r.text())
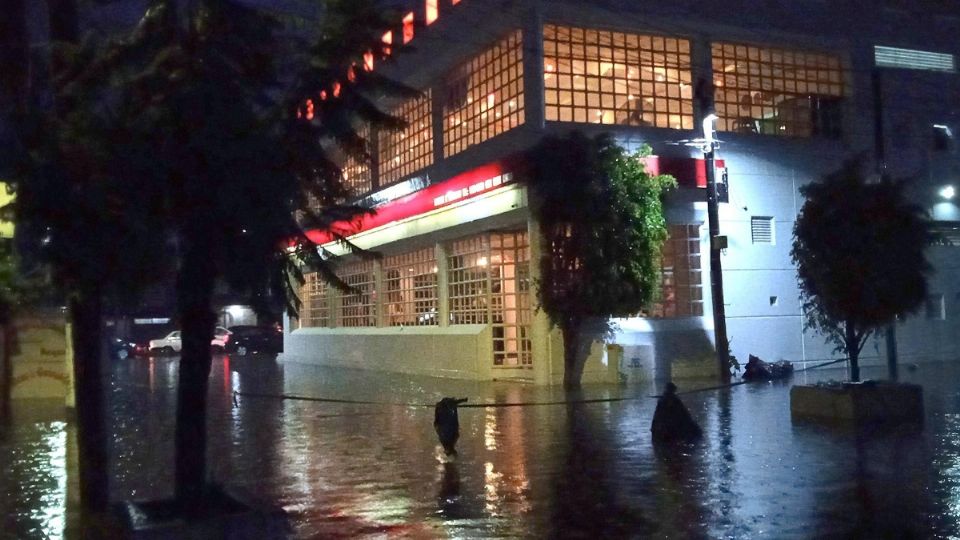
top-left (4, 356), bottom-right (960, 538)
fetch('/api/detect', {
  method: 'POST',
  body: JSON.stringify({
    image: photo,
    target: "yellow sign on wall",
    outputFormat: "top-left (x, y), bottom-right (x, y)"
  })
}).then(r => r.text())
top-left (0, 182), bottom-right (14, 239)
top-left (10, 311), bottom-right (69, 400)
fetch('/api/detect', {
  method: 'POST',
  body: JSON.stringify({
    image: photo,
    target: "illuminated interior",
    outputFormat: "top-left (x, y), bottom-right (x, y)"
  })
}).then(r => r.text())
top-left (712, 42), bottom-right (846, 137)
top-left (644, 224), bottom-right (704, 318)
top-left (543, 24), bottom-right (694, 129)
top-left (378, 90), bottom-right (434, 186)
top-left (336, 260), bottom-right (377, 327)
top-left (383, 247), bottom-right (439, 326)
top-left (443, 30), bottom-right (525, 157)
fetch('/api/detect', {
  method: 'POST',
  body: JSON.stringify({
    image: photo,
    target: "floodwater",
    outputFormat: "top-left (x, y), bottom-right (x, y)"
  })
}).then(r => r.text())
top-left (3, 356), bottom-right (960, 539)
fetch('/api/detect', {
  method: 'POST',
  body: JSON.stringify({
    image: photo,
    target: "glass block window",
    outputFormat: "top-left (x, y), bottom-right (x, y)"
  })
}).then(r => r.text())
top-left (341, 126), bottom-right (373, 197)
top-left (336, 261), bottom-right (377, 327)
top-left (489, 232), bottom-right (532, 367)
top-left (712, 42), bottom-right (846, 137)
top-left (447, 235), bottom-right (492, 324)
top-left (378, 91), bottom-right (434, 185)
top-left (544, 25), bottom-right (694, 129)
top-left (298, 272), bottom-right (330, 328)
top-left (383, 247), bottom-right (439, 326)
top-left (646, 224), bottom-right (704, 318)
top-left (443, 30), bottom-right (524, 157)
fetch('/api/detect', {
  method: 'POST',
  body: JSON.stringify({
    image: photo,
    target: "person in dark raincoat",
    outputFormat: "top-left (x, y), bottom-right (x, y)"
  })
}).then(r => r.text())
top-left (651, 382), bottom-right (702, 442)
top-left (434, 397), bottom-right (468, 455)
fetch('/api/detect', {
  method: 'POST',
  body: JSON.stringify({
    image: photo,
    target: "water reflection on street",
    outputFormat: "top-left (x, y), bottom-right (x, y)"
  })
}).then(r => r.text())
top-left (3, 356), bottom-right (960, 538)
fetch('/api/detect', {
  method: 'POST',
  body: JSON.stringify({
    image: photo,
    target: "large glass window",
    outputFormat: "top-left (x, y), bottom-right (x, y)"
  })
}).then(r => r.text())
top-left (298, 272), bottom-right (330, 328)
top-left (443, 30), bottom-right (524, 157)
top-left (341, 126), bottom-right (373, 197)
top-left (645, 224), bottom-right (704, 318)
top-left (489, 232), bottom-right (532, 367)
top-left (544, 25), bottom-right (694, 129)
top-left (378, 91), bottom-right (434, 185)
top-left (447, 235), bottom-right (491, 324)
top-left (712, 42), bottom-right (845, 137)
top-left (336, 261), bottom-right (377, 327)
top-left (383, 247), bottom-right (439, 326)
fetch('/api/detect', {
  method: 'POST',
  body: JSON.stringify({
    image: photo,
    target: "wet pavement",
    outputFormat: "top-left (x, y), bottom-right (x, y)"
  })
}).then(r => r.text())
top-left (3, 355), bottom-right (960, 538)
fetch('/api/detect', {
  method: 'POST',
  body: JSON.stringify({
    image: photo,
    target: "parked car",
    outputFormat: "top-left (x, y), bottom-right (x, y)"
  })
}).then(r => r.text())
top-left (148, 327), bottom-right (232, 355)
top-left (112, 337), bottom-right (148, 360)
top-left (224, 325), bottom-right (282, 356)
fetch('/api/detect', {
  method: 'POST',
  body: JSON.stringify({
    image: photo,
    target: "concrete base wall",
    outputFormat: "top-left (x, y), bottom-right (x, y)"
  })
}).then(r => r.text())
top-left (282, 325), bottom-right (494, 381)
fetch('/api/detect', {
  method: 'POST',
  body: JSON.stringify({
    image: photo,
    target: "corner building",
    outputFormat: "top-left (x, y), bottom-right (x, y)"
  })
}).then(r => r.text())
top-left (282, 0), bottom-right (960, 384)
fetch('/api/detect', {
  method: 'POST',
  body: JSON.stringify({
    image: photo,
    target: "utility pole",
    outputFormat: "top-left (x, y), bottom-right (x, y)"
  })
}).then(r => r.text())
top-left (702, 114), bottom-right (730, 382)
top-left (873, 68), bottom-right (898, 380)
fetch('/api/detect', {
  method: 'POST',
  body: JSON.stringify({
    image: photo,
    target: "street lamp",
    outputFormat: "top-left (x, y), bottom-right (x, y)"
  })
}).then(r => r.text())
top-left (701, 114), bottom-right (731, 382)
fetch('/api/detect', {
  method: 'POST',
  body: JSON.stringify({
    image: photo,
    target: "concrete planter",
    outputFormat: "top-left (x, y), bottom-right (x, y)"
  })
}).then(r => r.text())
top-left (790, 382), bottom-right (924, 427)
top-left (114, 487), bottom-right (289, 540)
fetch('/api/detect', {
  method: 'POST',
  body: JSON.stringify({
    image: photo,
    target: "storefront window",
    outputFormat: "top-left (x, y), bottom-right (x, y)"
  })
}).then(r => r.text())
top-left (447, 235), bottom-right (491, 324)
top-left (336, 261), bottom-right (377, 327)
top-left (298, 272), bottom-right (330, 328)
top-left (544, 25), bottom-right (694, 129)
top-left (712, 42), bottom-right (845, 137)
top-left (378, 91), bottom-right (434, 186)
top-left (646, 224), bottom-right (704, 318)
top-left (443, 30), bottom-right (524, 157)
top-left (383, 248), bottom-right (439, 326)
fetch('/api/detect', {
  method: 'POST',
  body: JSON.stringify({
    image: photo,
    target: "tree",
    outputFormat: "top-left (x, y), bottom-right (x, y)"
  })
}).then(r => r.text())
top-left (11, 0), bottom-right (411, 510)
top-left (791, 158), bottom-right (932, 381)
top-left (523, 132), bottom-right (676, 389)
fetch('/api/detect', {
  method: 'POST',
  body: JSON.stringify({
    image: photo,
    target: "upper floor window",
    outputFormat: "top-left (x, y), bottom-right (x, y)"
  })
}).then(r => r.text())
top-left (712, 43), bottom-right (845, 137)
top-left (378, 91), bottom-right (434, 185)
top-left (544, 25), bottom-right (694, 129)
top-left (443, 30), bottom-right (524, 157)
top-left (341, 126), bottom-right (373, 196)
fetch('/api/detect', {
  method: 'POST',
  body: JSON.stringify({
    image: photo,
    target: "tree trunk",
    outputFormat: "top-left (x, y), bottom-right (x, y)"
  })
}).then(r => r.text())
top-left (69, 292), bottom-right (110, 512)
top-left (174, 244), bottom-right (216, 509)
top-left (845, 320), bottom-right (860, 382)
top-left (561, 322), bottom-right (586, 390)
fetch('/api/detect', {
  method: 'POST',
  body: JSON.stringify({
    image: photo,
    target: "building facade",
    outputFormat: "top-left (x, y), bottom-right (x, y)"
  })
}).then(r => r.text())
top-left (282, 0), bottom-right (960, 384)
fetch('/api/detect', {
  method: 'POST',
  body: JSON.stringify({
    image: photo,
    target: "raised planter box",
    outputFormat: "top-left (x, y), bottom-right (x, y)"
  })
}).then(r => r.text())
top-left (790, 382), bottom-right (924, 427)
top-left (114, 487), bottom-right (289, 540)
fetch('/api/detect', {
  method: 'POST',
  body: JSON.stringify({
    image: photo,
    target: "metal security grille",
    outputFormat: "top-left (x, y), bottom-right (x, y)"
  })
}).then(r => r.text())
top-left (712, 42), bottom-right (845, 137)
top-left (751, 216), bottom-right (775, 244)
top-left (383, 248), bottom-right (439, 326)
top-left (443, 30), bottom-right (524, 158)
top-left (299, 272), bottom-right (330, 328)
top-left (543, 25), bottom-right (694, 129)
top-left (875, 46), bottom-right (956, 73)
top-left (337, 261), bottom-right (377, 327)
top-left (490, 232), bottom-right (532, 367)
top-left (378, 90), bottom-right (433, 185)
top-left (447, 236), bottom-right (491, 324)
top-left (646, 224), bottom-right (704, 318)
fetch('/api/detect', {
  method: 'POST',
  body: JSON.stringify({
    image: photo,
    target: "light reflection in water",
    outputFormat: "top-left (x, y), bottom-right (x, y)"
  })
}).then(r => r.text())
top-left (37, 421), bottom-right (67, 540)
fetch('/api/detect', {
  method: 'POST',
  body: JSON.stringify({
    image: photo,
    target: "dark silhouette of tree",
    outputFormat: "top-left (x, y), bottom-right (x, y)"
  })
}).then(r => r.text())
top-left (11, 0), bottom-right (411, 510)
top-left (522, 132), bottom-right (675, 389)
top-left (791, 158), bottom-right (932, 381)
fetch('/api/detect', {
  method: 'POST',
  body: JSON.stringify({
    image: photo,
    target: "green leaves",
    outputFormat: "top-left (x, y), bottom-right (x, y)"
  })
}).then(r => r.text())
top-left (522, 131), bottom-right (676, 329)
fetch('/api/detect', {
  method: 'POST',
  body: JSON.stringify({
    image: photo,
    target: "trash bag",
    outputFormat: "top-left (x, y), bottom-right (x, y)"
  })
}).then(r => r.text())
top-left (434, 397), bottom-right (468, 455)
top-left (651, 382), bottom-right (702, 443)
top-left (742, 354), bottom-right (793, 381)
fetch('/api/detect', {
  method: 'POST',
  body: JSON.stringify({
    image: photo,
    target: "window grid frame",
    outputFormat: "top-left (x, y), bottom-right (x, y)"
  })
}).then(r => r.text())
top-left (336, 261), bottom-right (378, 328)
top-left (383, 247), bottom-right (439, 327)
top-left (647, 224), bottom-right (704, 319)
top-left (712, 42), bottom-right (846, 137)
top-left (543, 24), bottom-right (694, 130)
top-left (443, 30), bottom-right (525, 158)
top-left (489, 231), bottom-right (533, 368)
top-left (447, 235), bottom-right (492, 324)
top-left (341, 125), bottom-right (373, 197)
top-left (378, 90), bottom-right (434, 186)
top-left (299, 272), bottom-right (330, 328)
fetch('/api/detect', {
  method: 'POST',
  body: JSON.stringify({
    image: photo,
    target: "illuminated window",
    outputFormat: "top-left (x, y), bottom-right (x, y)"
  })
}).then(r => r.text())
top-left (378, 90), bottom-right (433, 185)
top-left (340, 126), bottom-right (373, 197)
top-left (489, 232), bottom-right (532, 367)
top-left (298, 273), bottom-right (330, 328)
top-left (336, 261), bottom-right (377, 327)
top-left (448, 235), bottom-right (491, 324)
top-left (382, 31), bottom-right (393, 56)
top-left (443, 30), bottom-right (524, 157)
top-left (384, 248), bottom-right (438, 326)
top-left (403, 12), bottom-right (415, 44)
top-left (426, 0), bottom-right (438, 25)
top-left (712, 43), bottom-right (846, 137)
top-left (645, 224), bottom-right (703, 318)
top-left (543, 25), bottom-right (694, 129)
